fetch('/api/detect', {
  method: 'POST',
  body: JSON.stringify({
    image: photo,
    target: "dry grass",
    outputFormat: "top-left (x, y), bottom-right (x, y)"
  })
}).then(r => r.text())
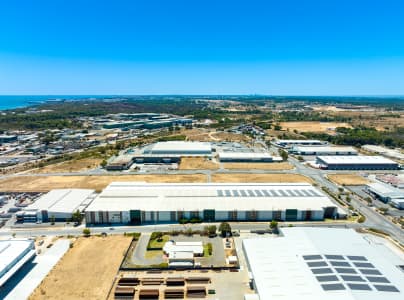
top-left (210, 132), bottom-right (252, 142)
top-left (0, 174), bottom-right (207, 192)
top-left (279, 121), bottom-right (352, 133)
top-left (30, 235), bottom-right (132, 300)
top-left (327, 174), bottom-right (370, 186)
top-left (212, 173), bottom-right (313, 183)
top-left (179, 157), bottom-right (219, 170)
top-left (28, 158), bottom-right (103, 174)
top-left (222, 162), bottom-right (294, 170)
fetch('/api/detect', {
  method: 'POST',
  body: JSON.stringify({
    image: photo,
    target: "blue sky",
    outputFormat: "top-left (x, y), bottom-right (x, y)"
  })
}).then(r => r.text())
top-left (1, 0), bottom-right (404, 95)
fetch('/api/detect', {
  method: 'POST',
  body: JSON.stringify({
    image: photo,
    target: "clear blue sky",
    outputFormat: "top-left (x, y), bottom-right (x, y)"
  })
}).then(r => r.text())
top-left (1, 0), bottom-right (404, 95)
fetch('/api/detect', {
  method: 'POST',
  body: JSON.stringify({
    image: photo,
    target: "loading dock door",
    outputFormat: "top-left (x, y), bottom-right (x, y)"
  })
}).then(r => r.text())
top-left (203, 209), bottom-right (215, 222)
top-left (285, 209), bottom-right (298, 221)
top-left (129, 210), bottom-right (141, 225)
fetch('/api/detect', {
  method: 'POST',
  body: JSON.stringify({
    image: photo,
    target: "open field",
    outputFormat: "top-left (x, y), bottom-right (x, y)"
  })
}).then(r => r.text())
top-left (0, 174), bottom-right (207, 192)
top-left (28, 158), bottom-right (103, 174)
top-left (222, 162), bottom-right (294, 170)
top-left (327, 174), bottom-right (370, 186)
top-left (210, 131), bottom-right (252, 142)
top-left (30, 235), bottom-right (132, 300)
top-left (212, 173), bottom-right (313, 183)
top-left (179, 157), bottom-right (219, 170)
top-left (279, 121), bottom-right (352, 133)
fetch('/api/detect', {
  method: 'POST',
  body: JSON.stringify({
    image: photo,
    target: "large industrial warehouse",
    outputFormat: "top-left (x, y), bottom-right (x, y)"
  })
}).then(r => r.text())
top-left (18, 189), bottom-right (95, 222)
top-left (243, 227), bottom-right (404, 300)
top-left (217, 152), bottom-right (281, 163)
top-left (85, 182), bottom-right (338, 224)
top-left (274, 139), bottom-right (327, 148)
top-left (143, 141), bottom-right (212, 157)
top-left (316, 156), bottom-right (399, 170)
top-left (291, 146), bottom-right (358, 156)
top-left (366, 182), bottom-right (404, 209)
top-left (0, 239), bottom-right (36, 286)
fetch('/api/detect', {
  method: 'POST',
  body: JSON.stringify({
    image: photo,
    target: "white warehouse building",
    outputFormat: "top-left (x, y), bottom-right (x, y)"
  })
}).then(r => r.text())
top-left (243, 227), bottom-right (404, 300)
top-left (291, 146), bottom-right (358, 156)
top-left (0, 239), bottom-right (36, 286)
top-left (18, 189), bottom-right (95, 223)
top-left (316, 156), bottom-right (399, 170)
top-left (274, 139), bottom-right (327, 148)
top-left (366, 182), bottom-right (404, 209)
top-left (143, 141), bottom-right (212, 157)
top-left (85, 182), bottom-right (338, 225)
top-left (218, 152), bottom-right (282, 163)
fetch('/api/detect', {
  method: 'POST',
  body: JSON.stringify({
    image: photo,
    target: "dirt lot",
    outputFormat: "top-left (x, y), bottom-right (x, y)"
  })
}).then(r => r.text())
top-left (279, 121), bottom-right (352, 133)
top-left (222, 162), bottom-right (294, 170)
top-left (327, 174), bottom-right (370, 186)
top-left (28, 158), bottom-right (103, 174)
top-left (0, 174), bottom-right (207, 192)
top-left (179, 157), bottom-right (219, 170)
top-left (212, 173), bottom-right (313, 183)
top-left (30, 235), bottom-right (132, 300)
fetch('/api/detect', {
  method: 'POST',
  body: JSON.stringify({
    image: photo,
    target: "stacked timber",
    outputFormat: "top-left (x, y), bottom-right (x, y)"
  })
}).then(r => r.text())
top-left (118, 277), bottom-right (140, 286)
top-left (114, 286), bottom-right (135, 299)
top-left (186, 286), bottom-right (207, 298)
top-left (164, 288), bottom-right (185, 299)
top-left (141, 277), bottom-right (164, 285)
top-left (185, 277), bottom-right (211, 284)
top-left (166, 277), bottom-right (185, 286)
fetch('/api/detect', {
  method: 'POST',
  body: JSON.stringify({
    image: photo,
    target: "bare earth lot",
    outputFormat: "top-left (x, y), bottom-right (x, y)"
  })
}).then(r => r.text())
top-left (212, 173), bottom-right (313, 183)
top-left (279, 121), bottom-right (352, 133)
top-left (28, 158), bottom-right (103, 174)
top-left (328, 174), bottom-right (370, 186)
top-left (30, 235), bottom-right (132, 300)
top-left (222, 162), bottom-right (294, 170)
top-left (0, 174), bottom-right (207, 192)
top-left (179, 157), bottom-right (219, 170)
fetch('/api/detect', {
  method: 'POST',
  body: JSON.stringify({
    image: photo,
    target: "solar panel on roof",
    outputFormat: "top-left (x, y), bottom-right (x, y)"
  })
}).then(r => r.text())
top-left (294, 190), bottom-right (304, 197)
top-left (335, 268), bottom-right (357, 274)
top-left (347, 255), bottom-right (367, 261)
top-left (240, 190), bottom-right (247, 197)
top-left (330, 261), bottom-right (351, 267)
top-left (269, 190), bottom-right (279, 197)
top-left (311, 268), bottom-right (333, 274)
top-left (232, 190), bottom-right (240, 197)
top-left (262, 190), bottom-right (270, 196)
top-left (325, 255), bottom-right (345, 260)
top-left (278, 190), bottom-right (288, 197)
top-left (366, 276), bottom-right (390, 283)
top-left (359, 269), bottom-right (382, 275)
top-left (303, 255), bottom-right (322, 260)
top-left (255, 190), bottom-right (263, 197)
top-left (225, 190), bottom-right (231, 197)
top-left (347, 283), bottom-right (372, 291)
top-left (247, 190), bottom-right (255, 197)
top-left (353, 262), bottom-right (375, 268)
top-left (373, 285), bottom-right (400, 292)
top-left (321, 283), bottom-right (346, 291)
top-left (340, 275), bottom-right (365, 282)
top-left (217, 190), bottom-right (223, 197)
top-left (286, 190), bottom-right (297, 196)
top-left (307, 261), bottom-right (328, 268)
top-left (307, 190), bottom-right (320, 196)
top-left (301, 190), bottom-right (312, 196)
top-left (316, 275), bottom-right (339, 282)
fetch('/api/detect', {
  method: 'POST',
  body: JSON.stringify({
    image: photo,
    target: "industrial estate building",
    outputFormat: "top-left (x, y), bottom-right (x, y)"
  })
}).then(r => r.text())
top-left (0, 239), bottom-right (36, 286)
top-left (143, 141), bottom-right (212, 157)
top-left (274, 139), bottom-right (327, 148)
top-left (316, 156), bottom-right (400, 170)
top-left (17, 189), bottom-right (95, 223)
top-left (362, 145), bottom-right (404, 161)
top-left (243, 227), bottom-right (404, 300)
top-left (218, 152), bottom-right (282, 163)
top-left (366, 182), bottom-right (404, 209)
top-left (85, 182), bottom-right (338, 225)
top-left (291, 146), bottom-right (358, 156)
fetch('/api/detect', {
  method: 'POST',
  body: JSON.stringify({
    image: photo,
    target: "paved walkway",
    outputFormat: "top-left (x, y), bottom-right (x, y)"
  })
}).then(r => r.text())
top-left (0, 239), bottom-right (70, 300)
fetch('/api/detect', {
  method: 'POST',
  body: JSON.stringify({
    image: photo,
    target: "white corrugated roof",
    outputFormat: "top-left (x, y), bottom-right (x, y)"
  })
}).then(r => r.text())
top-left (243, 227), bottom-right (404, 300)
top-left (218, 152), bottom-right (273, 159)
top-left (86, 182), bottom-right (336, 212)
top-left (367, 182), bottom-right (404, 199)
top-left (26, 189), bottom-right (95, 213)
top-left (149, 141), bottom-right (212, 153)
top-left (317, 156), bottom-right (397, 165)
top-left (294, 146), bottom-right (357, 153)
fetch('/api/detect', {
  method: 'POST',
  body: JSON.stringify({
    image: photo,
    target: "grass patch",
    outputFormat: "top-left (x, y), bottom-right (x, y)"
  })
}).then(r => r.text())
top-left (203, 243), bottom-right (213, 257)
top-left (147, 234), bottom-right (170, 249)
top-left (144, 250), bottom-right (164, 259)
top-left (368, 228), bottom-right (390, 236)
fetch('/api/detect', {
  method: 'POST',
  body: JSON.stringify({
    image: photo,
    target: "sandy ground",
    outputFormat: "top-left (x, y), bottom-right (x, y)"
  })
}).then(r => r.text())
top-left (29, 236), bottom-right (131, 300)
top-left (28, 158), bottom-right (103, 174)
top-left (0, 174), bottom-right (207, 192)
top-left (212, 173), bottom-right (313, 183)
top-left (210, 131), bottom-right (252, 142)
top-left (327, 174), bottom-right (370, 186)
top-left (279, 121), bottom-right (352, 132)
top-left (179, 157), bottom-right (219, 170)
top-left (222, 162), bottom-right (294, 170)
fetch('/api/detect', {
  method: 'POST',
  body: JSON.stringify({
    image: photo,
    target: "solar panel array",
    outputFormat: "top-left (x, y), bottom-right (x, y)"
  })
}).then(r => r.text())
top-left (303, 254), bottom-right (400, 292)
top-left (216, 189), bottom-right (322, 197)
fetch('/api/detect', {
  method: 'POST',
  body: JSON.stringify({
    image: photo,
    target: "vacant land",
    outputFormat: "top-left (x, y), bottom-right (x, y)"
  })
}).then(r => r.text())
top-left (28, 158), bottom-right (103, 174)
top-left (0, 174), bottom-right (207, 192)
top-left (279, 121), bottom-right (352, 133)
top-left (30, 235), bottom-right (131, 300)
top-left (212, 173), bottom-right (312, 183)
top-left (222, 162), bottom-right (294, 170)
top-left (210, 131), bottom-right (252, 142)
top-left (179, 157), bottom-right (219, 170)
top-left (328, 174), bottom-right (370, 186)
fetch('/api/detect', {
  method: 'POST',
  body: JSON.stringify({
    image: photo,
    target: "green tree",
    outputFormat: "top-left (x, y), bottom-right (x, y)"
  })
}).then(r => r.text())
top-left (82, 228), bottom-right (91, 236)
top-left (279, 149), bottom-right (288, 161)
top-left (218, 222), bottom-right (232, 237)
top-left (49, 215), bottom-right (55, 225)
top-left (72, 210), bottom-right (83, 224)
top-left (270, 220), bottom-right (278, 229)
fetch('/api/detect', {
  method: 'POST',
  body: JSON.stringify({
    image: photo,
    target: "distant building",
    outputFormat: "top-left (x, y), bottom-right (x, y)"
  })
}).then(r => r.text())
top-left (316, 156), bottom-right (399, 170)
top-left (143, 141), bottom-right (212, 157)
top-left (243, 227), bottom-right (404, 300)
top-left (218, 152), bottom-right (281, 163)
top-left (85, 182), bottom-right (338, 225)
top-left (274, 139), bottom-right (327, 148)
top-left (362, 145), bottom-right (404, 161)
top-left (291, 146), bottom-right (357, 156)
top-left (0, 135), bottom-right (18, 144)
top-left (106, 155), bottom-right (134, 170)
top-left (366, 182), bottom-right (404, 209)
top-left (0, 239), bottom-right (36, 286)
